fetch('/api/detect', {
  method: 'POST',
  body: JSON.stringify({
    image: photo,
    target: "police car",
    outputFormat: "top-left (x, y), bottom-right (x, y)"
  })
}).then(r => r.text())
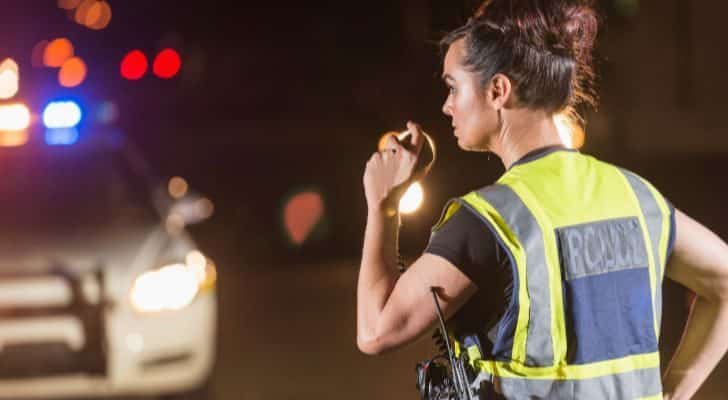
top-left (0, 130), bottom-right (216, 399)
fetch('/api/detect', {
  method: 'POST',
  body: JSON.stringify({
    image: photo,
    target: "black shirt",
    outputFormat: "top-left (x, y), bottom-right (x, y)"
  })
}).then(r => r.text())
top-left (425, 205), bottom-right (512, 346)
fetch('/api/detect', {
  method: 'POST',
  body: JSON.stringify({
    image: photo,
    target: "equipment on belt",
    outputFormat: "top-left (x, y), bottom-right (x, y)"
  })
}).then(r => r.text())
top-left (415, 287), bottom-right (476, 400)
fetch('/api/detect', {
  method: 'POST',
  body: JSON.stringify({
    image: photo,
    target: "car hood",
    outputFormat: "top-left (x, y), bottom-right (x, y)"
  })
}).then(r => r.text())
top-left (0, 224), bottom-right (168, 275)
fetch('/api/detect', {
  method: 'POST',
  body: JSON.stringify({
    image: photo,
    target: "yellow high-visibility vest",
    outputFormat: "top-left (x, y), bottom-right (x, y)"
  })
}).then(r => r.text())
top-left (433, 149), bottom-right (672, 399)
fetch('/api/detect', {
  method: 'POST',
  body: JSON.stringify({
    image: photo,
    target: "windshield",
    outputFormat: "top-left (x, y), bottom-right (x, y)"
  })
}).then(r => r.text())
top-left (0, 145), bottom-right (158, 233)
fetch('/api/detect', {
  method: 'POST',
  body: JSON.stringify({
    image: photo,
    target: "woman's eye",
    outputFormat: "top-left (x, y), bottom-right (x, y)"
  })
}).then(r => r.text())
top-left (448, 86), bottom-right (456, 94)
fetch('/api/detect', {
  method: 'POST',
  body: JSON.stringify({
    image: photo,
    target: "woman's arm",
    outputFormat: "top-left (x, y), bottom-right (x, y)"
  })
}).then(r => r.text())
top-left (357, 121), bottom-right (476, 355)
top-left (356, 205), bottom-right (476, 355)
top-left (662, 209), bottom-right (728, 399)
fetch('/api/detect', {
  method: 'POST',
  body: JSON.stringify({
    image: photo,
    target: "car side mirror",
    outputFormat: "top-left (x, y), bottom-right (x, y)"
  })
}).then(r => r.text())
top-left (167, 192), bottom-right (215, 226)
top-left (153, 178), bottom-right (215, 231)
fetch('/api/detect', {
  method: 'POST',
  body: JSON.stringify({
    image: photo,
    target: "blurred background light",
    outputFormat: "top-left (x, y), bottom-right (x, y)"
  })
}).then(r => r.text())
top-left (130, 264), bottom-right (199, 313)
top-left (284, 191), bottom-right (324, 246)
top-left (45, 128), bottom-right (79, 146)
top-left (399, 183), bottom-right (424, 214)
top-left (0, 58), bottom-right (19, 99)
top-left (57, 0), bottom-right (82, 10)
top-left (96, 100), bottom-right (118, 124)
top-left (58, 57), bottom-right (87, 87)
top-left (195, 198), bottom-right (215, 220)
top-left (185, 251), bottom-right (216, 291)
top-left (121, 50), bottom-right (148, 80)
top-left (185, 250), bottom-right (207, 284)
top-left (153, 48), bottom-right (182, 79)
top-left (555, 114), bottom-right (573, 148)
top-left (73, 0), bottom-right (95, 26)
top-left (0, 131), bottom-right (29, 147)
top-left (43, 100), bottom-right (82, 128)
top-left (45, 127), bottom-right (80, 146)
top-left (168, 176), bottom-right (189, 199)
top-left (378, 131), bottom-right (399, 152)
top-left (43, 38), bottom-right (74, 68)
top-left (554, 113), bottom-right (585, 150)
top-left (186, 250), bottom-right (206, 270)
top-left (0, 103), bottom-right (31, 131)
top-left (83, 0), bottom-right (112, 30)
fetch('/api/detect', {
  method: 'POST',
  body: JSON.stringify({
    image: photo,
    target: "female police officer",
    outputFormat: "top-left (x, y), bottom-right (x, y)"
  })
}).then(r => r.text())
top-left (357, 0), bottom-right (728, 398)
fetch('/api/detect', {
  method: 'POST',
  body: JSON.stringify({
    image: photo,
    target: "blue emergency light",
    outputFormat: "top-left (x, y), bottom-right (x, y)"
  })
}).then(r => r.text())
top-left (45, 127), bottom-right (79, 146)
top-left (42, 100), bottom-right (82, 129)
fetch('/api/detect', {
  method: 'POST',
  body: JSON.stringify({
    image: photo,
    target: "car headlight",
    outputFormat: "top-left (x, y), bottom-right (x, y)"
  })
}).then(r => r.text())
top-left (130, 250), bottom-right (217, 313)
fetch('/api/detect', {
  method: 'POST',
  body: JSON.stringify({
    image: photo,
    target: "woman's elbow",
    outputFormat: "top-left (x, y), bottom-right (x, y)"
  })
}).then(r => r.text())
top-left (357, 314), bottom-right (412, 355)
top-left (357, 336), bottom-right (383, 355)
top-left (357, 332), bottom-right (399, 355)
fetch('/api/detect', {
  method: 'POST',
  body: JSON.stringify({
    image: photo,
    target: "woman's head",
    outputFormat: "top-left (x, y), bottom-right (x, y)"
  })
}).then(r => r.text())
top-left (440, 0), bottom-right (598, 151)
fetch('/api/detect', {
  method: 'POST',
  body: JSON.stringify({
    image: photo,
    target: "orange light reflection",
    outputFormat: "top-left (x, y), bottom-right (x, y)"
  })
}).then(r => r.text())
top-left (43, 38), bottom-right (74, 68)
top-left (58, 57), bottom-right (87, 87)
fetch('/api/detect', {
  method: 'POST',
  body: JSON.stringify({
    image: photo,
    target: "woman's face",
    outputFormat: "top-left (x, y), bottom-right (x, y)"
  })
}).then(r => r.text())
top-left (441, 38), bottom-right (499, 151)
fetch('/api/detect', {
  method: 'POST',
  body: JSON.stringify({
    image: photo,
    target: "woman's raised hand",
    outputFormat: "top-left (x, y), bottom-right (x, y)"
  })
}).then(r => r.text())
top-left (363, 121), bottom-right (426, 214)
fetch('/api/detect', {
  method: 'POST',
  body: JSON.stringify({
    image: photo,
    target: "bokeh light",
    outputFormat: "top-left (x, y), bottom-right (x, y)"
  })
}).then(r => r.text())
top-left (58, 57), bottom-right (87, 87)
top-left (43, 100), bottom-right (83, 128)
top-left (120, 50), bottom-right (148, 80)
top-left (378, 131), bottom-right (399, 152)
top-left (554, 113), bottom-right (585, 150)
top-left (0, 131), bottom-right (29, 147)
top-left (185, 250), bottom-right (207, 285)
top-left (84, 0), bottom-right (112, 30)
top-left (199, 259), bottom-right (217, 290)
top-left (195, 198), bottom-right (215, 220)
top-left (96, 100), bottom-right (118, 124)
top-left (399, 183), bottom-right (424, 214)
top-left (73, 0), bottom-right (95, 26)
top-left (186, 250), bottom-right (206, 270)
top-left (283, 191), bottom-right (324, 246)
top-left (0, 103), bottom-right (31, 131)
top-left (168, 176), bottom-right (189, 199)
top-left (130, 264), bottom-right (199, 313)
top-left (0, 58), bottom-right (19, 99)
top-left (45, 127), bottom-right (80, 146)
top-left (153, 48), bottom-right (182, 79)
top-left (43, 38), bottom-right (74, 68)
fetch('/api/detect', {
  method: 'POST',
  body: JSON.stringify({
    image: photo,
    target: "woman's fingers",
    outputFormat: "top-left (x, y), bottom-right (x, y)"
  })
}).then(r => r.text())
top-left (385, 134), bottom-right (400, 152)
top-left (406, 121), bottom-right (425, 155)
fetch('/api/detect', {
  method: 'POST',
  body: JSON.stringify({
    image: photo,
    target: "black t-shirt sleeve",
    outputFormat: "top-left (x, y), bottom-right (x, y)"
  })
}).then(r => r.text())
top-left (424, 206), bottom-right (499, 290)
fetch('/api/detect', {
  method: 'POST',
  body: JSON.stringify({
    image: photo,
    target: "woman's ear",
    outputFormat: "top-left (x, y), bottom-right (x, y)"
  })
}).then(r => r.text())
top-left (487, 73), bottom-right (513, 109)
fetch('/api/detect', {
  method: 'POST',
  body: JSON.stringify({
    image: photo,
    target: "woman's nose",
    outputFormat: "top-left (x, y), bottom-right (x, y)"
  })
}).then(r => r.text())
top-left (442, 100), bottom-right (451, 116)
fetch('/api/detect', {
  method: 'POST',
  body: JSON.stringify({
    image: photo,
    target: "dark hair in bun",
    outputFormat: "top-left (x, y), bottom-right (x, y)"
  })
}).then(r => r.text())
top-left (441, 0), bottom-right (599, 116)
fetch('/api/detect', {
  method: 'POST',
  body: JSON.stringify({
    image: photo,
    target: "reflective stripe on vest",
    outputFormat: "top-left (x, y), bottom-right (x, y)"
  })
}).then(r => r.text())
top-left (470, 366), bottom-right (662, 399)
top-left (433, 151), bottom-right (672, 399)
top-left (478, 184), bottom-right (553, 367)
top-left (620, 170), bottom-right (671, 331)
